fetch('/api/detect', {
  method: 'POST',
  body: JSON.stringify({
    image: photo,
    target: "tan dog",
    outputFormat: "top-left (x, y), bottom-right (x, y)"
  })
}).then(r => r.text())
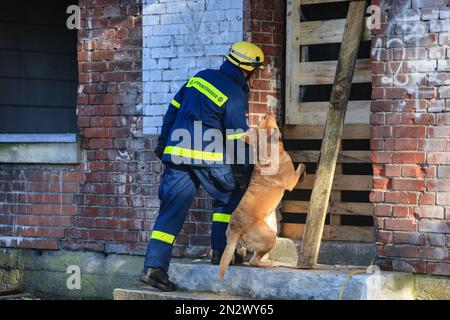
top-left (219, 112), bottom-right (305, 280)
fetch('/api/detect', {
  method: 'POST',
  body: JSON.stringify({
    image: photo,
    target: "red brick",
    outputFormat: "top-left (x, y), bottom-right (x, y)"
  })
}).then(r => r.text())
top-left (419, 247), bottom-right (449, 260)
top-left (393, 206), bottom-right (413, 218)
top-left (383, 244), bottom-right (419, 258)
top-left (373, 178), bottom-right (389, 190)
top-left (384, 218), bottom-right (418, 231)
top-left (401, 165), bottom-right (424, 178)
top-left (428, 152), bottom-right (450, 164)
top-left (437, 192), bottom-right (450, 205)
top-left (392, 152), bottom-right (426, 164)
top-left (18, 227), bottom-right (65, 238)
top-left (374, 204), bottom-right (392, 217)
top-left (391, 178), bottom-right (426, 191)
top-left (392, 259), bottom-right (427, 273)
top-left (414, 206), bottom-right (445, 219)
top-left (419, 219), bottom-right (450, 233)
top-left (427, 262), bottom-right (450, 276)
top-left (393, 232), bottom-right (426, 245)
top-left (385, 165), bottom-right (401, 177)
top-left (428, 234), bottom-right (446, 246)
top-left (376, 230), bottom-right (393, 243)
top-left (419, 192), bottom-right (436, 205)
top-left (393, 126), bottom-right (426, 138)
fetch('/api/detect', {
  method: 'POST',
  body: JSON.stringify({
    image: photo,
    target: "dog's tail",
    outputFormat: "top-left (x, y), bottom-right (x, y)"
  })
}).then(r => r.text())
top-left (219, 229), bottom-right (241, 281)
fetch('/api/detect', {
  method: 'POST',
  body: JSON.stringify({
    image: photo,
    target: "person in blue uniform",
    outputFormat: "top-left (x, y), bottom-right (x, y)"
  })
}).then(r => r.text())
top-left (139, 42), bottom-right (265, 291)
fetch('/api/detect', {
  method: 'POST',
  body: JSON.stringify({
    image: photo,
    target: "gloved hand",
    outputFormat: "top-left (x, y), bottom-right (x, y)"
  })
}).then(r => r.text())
top-left (154, 145), bottom-right (164, 160)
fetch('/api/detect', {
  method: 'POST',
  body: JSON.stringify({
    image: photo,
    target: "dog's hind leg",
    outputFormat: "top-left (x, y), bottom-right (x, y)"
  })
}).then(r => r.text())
top-left (244, 222), bottom-right (278, 268)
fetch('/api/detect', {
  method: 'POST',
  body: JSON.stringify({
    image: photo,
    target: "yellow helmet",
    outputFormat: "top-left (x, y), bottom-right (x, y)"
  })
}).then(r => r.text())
top-left (226, 41), bottom-right (265, 72)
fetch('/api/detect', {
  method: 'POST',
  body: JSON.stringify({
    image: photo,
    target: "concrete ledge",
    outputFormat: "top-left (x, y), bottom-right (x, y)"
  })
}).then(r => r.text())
top-left (415, 275), bottom-right (450, 300)
top-left (0, 138), bottom-right (82, 164)
top-left (113, 287), bottom-right (248, 300)
top-left (2, 248), bottom-right (445, 300)
top-left (167, 262), bottom-right (414, 300)
top-left (270, 238), bottom-right (376, 266)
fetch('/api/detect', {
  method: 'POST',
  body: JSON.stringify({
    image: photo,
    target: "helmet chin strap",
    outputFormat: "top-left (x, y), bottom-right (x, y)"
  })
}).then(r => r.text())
top-left (245, 70), bottom-right (255, 89)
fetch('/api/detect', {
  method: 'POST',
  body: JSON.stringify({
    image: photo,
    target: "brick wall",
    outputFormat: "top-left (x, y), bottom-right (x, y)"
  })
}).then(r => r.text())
top-left (244, 0), bottom-right (286, 126)
top-left (371, 0), bottom-right (450, 275)
top-left (0, 0), bottom-right (157, 255)
top-left (142, 0), bottom-right (244, 134)
top-left (2, 0), bottom-right (447, 277)
top-left (0, 0), bottom-right (287, 260)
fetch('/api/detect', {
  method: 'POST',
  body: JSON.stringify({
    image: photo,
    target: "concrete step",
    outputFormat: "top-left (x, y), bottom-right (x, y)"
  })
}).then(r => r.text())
top-left (114, 287), bottom-right (249, 300)
top-left (269, 238), bottom-right (376, 266)
top-left (0, 293), bottom-right (33, 300)
top-left (115, 261), bottom-right (415, 300)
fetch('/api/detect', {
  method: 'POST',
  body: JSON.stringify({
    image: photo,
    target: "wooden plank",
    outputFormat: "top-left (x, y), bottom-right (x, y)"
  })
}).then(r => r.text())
top-left (286, 101), bottom-right (370, 125)
top-left (297, 59), bottom-right (370, 85)
top-left (285, 0), bottom-right (302, 125)
top-left (283, 124), bottom-right (370, 139)
top-left (298, 0), bottom-right (368, 269)
top-left (282, 223), bottom-right (374, 242)
top-left (295, 174), bottom-right (372, 190)
top-left (288, 150), bottom-right (370, 163)
top-left (299, 19), bottom-right (370, 45)
top-left (282, 201), bottom-right (374, 216)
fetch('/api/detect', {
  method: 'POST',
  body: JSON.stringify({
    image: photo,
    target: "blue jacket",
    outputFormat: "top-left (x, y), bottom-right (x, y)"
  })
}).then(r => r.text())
top-left (157, 60), bottom-right (251, 168)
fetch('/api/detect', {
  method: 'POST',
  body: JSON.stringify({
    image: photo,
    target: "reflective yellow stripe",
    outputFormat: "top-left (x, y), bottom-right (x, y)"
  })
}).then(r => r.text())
top-left (213, 213), bottom-right (231, 223)
top-left (227, 132), bottom-right (246, 140)
top-left (186, 77), bottom-right (228, 107)
top-left (151, 230), bottom-right (175, 244)
top-left (164, 146), bottom-right (223, 162)
top-left (171, 99), bottom-right (181, 108)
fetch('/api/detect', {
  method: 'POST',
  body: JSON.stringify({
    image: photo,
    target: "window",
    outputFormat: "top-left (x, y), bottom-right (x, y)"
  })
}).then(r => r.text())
top-left (0, 1), bottom-right (80, 163)
top-left (0, 1), bottom-right (78, 136)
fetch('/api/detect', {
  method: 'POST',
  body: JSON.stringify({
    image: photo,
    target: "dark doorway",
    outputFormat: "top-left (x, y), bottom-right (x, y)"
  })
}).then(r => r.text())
top-left (0, 1), bottom-right (78, 134)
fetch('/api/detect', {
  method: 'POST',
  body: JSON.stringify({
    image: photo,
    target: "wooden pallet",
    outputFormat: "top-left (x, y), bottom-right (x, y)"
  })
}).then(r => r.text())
top-left (283, 0), bottom-right (374, 243)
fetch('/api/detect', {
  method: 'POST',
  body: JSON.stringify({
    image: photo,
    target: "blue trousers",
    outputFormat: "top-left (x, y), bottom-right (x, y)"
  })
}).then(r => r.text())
top-left (144, 163), bottom-right (243, 272)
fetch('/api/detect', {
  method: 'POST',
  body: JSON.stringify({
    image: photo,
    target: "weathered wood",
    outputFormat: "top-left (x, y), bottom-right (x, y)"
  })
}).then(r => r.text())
top-left (282, 224), bottom-right (374, 242)
top-left (286, 101), bottom-right (370, 125)
top-left (288, 150), bottom-right (370, 163)
top-left (283, 124), bottom-right (370, 139)
top-left (298, 0), bottom-right (368, 269)
top-left (285, 0), bottom-right (301, 123)
top-left (297, 59), bottom-right (370, 85)
top-left (300, 19), bottom-right (370, 45)
top-left (295, 174), bottom-right (372, 190)
top-left (283, 201), bottom-right (374, 216)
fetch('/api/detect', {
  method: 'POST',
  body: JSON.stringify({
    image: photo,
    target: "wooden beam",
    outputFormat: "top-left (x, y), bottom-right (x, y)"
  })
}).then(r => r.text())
top-left (284, 124), bottom-right (370, 139)
top-left (297, 59), bottom-right (371, 85)
top-left (299, 19), bottom-right (371, 45)
top-left (286, 100), bottom-right (371, 125)
top-left (297, 0), bottom-right (368, 269)
top-left (282, 224), bottom-right (375, 242)
top-left (282, 201), bottom-right (374, 216)
top-left (288, 150), bottom-right (370, 163)
top-left (295, 174), bottom-right (373, 190)
top-left (285, 0), bottom-right (301, 125)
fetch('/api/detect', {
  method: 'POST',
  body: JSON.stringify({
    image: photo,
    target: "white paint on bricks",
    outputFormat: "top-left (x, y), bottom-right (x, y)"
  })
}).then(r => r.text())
top-left (142, 0), bottom-right (244, 135)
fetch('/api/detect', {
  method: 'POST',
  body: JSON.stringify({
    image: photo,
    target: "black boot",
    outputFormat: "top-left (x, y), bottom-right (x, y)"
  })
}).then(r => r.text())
top-left (139, 267), bottom-right (177, 292)
top-left (210, 249), bottom-right (223, 265)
